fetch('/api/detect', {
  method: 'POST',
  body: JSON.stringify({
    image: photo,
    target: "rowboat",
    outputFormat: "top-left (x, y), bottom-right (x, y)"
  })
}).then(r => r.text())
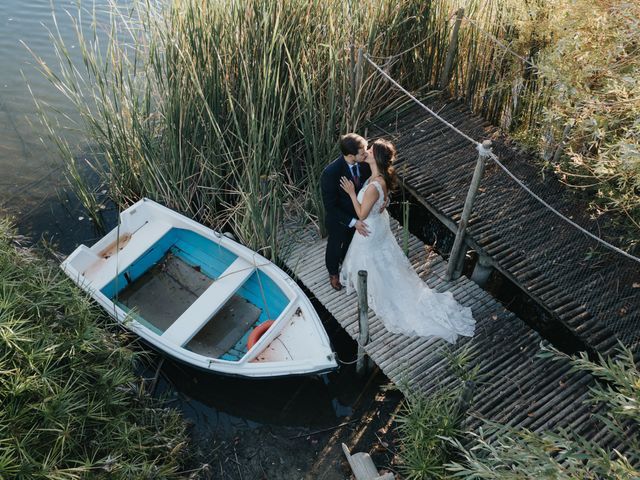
top-left (61, 198), bottom-right (337, 377)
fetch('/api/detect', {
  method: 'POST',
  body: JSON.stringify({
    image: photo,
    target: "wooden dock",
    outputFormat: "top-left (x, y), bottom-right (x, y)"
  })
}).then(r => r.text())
top-left (280, 220), bottom-right (636, 454)
top-left (369, 100), bottom-right (640, 355)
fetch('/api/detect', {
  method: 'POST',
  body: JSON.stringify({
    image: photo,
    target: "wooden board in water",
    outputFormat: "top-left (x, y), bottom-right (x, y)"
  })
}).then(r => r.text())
top-left (118, 253), bottom-right (213, 333)
top-left (186, 295), bottom-right (261, 358)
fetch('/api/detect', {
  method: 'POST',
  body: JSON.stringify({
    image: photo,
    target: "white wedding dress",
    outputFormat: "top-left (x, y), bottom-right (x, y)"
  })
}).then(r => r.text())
top-left (340, 180), bottom-right (475, 343)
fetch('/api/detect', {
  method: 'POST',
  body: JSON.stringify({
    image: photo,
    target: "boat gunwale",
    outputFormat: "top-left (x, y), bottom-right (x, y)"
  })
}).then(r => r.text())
top-left (61, 198), bottom-right (337, 377)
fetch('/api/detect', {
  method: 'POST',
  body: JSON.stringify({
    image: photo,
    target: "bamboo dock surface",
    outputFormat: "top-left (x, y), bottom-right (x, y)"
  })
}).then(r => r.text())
top-left (280, 221), bottom-right (636, 453)
top-left (369, 100), bottom-right (640, 354)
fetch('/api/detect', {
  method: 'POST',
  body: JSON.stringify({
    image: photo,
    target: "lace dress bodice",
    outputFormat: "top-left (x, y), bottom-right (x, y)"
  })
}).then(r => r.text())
top-left (360, 180), bottom-right (386, 218)
top-left (355, 180), bottom-right (389, 242)
top-left (340, 179), bottom-right (475, 343)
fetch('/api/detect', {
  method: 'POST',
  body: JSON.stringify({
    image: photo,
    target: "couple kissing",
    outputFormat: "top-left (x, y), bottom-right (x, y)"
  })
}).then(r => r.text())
top-left (320, 133), bottom-right (476, 343)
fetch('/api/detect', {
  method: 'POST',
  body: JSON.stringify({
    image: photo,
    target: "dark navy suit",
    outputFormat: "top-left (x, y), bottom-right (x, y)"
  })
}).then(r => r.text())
top-left (320, 155), bottom-right (371, 276)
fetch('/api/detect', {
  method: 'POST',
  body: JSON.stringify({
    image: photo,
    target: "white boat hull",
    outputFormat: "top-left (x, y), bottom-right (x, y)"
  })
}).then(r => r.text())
top-left (61, 198), bottom-right (337, 378)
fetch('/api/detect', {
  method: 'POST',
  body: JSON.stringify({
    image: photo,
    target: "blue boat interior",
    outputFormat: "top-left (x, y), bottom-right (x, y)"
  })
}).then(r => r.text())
top-left (101, 228), bottom-right (290, 361)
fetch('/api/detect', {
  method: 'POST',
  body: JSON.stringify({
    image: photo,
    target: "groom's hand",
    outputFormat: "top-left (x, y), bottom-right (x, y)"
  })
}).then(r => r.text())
top-left (355, 220), bottom-right (370, 237)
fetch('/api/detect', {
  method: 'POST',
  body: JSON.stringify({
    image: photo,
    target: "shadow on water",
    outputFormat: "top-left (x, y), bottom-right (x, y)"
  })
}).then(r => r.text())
top-left (15, 192), bottom-right (115, 254)
top-left (153, 357), bottom-right (363, 433)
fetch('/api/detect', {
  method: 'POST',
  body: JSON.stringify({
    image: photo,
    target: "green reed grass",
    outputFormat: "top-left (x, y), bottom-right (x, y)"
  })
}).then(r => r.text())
top-left (33, 0), bottom-right (561, 256)
top-left (395, 385), bottom-right (466, 480)
top-left (0, 219), bottom-right (189, 479)
top-left (27, 0), bottom-right (456, 251)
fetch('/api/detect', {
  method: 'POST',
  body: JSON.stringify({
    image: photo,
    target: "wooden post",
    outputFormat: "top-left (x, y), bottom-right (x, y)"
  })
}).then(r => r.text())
top-left (356, 270), bottom-right (369, 376)
top-left (446, 140), bottom-right (492, 280)
top-left (402, 199), bottom-right (410, 256)
top-left (351, 48), bottom-right (364, 129)
top-left (438, 8), bottom-right (465, 91)
top-left (356, 48), bottom-right (364, 92)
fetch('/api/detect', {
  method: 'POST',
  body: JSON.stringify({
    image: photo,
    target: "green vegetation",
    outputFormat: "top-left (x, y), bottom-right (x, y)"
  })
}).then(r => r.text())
top-left (31, 0), bottom-right (549, 255)
top-left (394, 346), bottom-right (477, 479)
top-left (395, 385), bottom-right (466, 479)
top-left (32, 0), bottom-right (638, 252)
top-left (33, 0), bottom-right (454, 255)
top-left (534, 0), bottom-right (640, 251)
top-left (0, 219), bottom-right (189, 478)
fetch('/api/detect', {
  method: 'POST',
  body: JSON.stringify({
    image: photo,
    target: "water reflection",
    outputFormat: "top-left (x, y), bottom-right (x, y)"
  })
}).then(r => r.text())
top-left (0, 1), bottom-right (118, 246)
top-left (147, 316), bottom-right (364, 434)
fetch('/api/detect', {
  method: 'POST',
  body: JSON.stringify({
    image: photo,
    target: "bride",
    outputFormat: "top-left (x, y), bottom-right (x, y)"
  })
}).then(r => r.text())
top-left (339, 139), bottom-right (475, 343)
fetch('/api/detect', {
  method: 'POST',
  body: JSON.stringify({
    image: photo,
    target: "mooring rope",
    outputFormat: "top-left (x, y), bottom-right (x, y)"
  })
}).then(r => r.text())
top-left (363, 53), bottom-right (640, 264)
top-left (364, 53), bottom-right (479, 146)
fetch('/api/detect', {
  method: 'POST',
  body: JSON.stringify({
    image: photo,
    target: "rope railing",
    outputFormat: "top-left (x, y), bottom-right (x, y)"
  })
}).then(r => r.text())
top-left (362, 52), bottom-right (640, 265)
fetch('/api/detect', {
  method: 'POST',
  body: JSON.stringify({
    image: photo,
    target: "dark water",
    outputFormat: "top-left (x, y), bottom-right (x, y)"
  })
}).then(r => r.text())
top-left (0, 1), bottom-right (366, 439)
top-left (0, 0), bottom-right (117, 249)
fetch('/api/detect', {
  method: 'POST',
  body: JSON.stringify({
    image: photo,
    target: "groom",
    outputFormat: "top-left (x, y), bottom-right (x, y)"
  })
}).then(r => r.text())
top-left (321, 133), bottom-right (371, 291)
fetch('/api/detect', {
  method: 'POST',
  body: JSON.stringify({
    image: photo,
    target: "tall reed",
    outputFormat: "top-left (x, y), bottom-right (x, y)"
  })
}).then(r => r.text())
top-left (34, 0), bottom-right (555, 256)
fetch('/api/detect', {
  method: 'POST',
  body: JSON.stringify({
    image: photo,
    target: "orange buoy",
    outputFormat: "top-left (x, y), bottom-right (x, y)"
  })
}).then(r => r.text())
top-left (247, 320), bottom-right (274, 350)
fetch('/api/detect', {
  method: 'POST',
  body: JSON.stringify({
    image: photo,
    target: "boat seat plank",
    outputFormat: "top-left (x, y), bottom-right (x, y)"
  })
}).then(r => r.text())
top-left (90, 221), bottom-right (173, 289)
top-left (162, 257), bottom-right (255, 346)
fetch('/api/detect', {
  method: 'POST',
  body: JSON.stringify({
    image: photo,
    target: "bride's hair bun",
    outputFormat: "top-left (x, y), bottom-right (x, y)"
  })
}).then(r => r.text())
top-left (372, 139), bottom-right (398, 191)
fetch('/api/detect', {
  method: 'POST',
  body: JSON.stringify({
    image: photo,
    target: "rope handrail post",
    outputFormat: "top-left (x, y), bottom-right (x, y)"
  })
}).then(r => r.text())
top-left (438, 8), bottom-right (465, 91)
top-left (356, 270), bottom-right (370, 376)
top-left (447, 140), bottom-right (492, 280)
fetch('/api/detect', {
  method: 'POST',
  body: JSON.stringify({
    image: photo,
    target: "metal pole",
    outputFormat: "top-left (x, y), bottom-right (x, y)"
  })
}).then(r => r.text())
top-left (439, 8), bottom-right (465, 91)
top-left (446, 140), bottom-right (492, 280)
top-left (356, 270), bottom-right (369, 376)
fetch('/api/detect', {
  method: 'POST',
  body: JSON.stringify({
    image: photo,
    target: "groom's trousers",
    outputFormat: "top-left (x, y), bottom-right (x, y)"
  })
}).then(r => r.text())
top-left (325, 224), bottom-right (355, 276)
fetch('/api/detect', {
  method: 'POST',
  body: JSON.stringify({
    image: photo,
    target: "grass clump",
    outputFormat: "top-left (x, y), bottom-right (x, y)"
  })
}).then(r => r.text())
top-left (0, 218), bottom-right (189, 479)
top-left (395, 385), bottom-right (467, 480)
top-left (393, 347), bottom-right (476, 479)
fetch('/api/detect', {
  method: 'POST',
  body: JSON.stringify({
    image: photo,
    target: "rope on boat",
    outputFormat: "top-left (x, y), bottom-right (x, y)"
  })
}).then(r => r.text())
top-left (251, 253), bottom-right (273, 322)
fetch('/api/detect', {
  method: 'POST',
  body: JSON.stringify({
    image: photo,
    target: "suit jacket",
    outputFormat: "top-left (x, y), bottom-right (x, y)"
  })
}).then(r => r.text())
top-left (320, 155), bottom-right (371, 231)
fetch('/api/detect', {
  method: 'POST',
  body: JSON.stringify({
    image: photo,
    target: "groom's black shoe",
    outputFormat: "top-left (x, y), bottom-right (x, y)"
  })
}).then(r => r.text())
top-left (329, 274), bottom-right (343, 291)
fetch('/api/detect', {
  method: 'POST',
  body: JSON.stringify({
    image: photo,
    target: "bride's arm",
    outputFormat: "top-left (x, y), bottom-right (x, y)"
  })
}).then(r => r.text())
top-left (339, 177), bottom-right (380, 220)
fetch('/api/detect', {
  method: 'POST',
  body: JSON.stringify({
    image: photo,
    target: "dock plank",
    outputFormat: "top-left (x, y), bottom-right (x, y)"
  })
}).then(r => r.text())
top-left (280, 220), bottom-right (635, 457)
